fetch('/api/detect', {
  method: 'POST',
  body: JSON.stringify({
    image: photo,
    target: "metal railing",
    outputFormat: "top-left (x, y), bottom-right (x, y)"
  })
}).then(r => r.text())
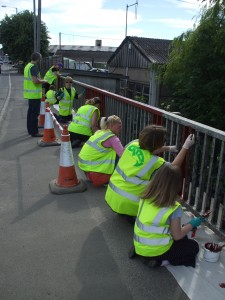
top-left (58, 76), bottom-right (225, 238)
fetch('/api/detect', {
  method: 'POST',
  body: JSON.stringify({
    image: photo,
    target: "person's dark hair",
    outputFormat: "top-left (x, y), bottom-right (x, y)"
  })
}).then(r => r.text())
top-left (139, 125), bottom-right (167, 152)
top-left (49, 85), bottom-right (55, 90)
top-left (85, 97), bottom-right (101, 105)
top-left (31, 52), bottom-right (42, 61)
top-left (142, 163), bottom-right (182, 207)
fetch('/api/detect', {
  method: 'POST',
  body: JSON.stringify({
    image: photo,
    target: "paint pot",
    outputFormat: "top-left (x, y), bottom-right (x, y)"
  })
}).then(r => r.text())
top-left (203, 244), bottom-right (221, 263)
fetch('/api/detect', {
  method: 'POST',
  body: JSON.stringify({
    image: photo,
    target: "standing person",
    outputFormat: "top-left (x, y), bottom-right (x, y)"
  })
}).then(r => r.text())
top-left (105, 125), bottom-right (194, 217)
top-left (23, 52), bottom-right (48, 137)
top-left (43, 62), bottom-right (63, 94)
top-left (68, 97), bottom-right (101, 148)
top-left (131, 163), bottom-right (200, 268)
top-left (56, 76), bottom-right (82, 123)
top-left (78, 115), bottom-right (123, 187)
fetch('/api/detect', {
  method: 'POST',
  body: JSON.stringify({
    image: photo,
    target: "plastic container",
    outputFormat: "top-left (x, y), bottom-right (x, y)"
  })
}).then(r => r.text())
top-left (203, 245), bottom-right (221, 262)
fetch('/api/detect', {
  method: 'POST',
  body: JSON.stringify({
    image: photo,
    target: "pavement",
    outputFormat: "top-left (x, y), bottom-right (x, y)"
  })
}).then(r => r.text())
top-left (1, 65), bottom-right (223, 300)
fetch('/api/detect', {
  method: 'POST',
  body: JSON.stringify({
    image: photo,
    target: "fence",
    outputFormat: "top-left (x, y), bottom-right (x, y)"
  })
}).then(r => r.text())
top-left (58, 76), bottom-right (225, 238)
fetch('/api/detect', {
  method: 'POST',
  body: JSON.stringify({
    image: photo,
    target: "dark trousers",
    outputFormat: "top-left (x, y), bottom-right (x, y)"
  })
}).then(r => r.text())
top-left (27, 99), bottom-right (41, 135)
top-left (145, 238), bottom-right (199, 267)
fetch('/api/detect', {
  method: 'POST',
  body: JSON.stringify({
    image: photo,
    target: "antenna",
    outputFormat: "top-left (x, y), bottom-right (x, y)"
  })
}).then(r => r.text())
top-left (125, 1), bottom-right (138, 37)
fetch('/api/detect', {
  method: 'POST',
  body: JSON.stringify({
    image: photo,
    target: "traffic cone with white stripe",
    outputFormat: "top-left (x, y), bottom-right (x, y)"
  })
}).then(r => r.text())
top-left (38, 88), bottom-right (46, 128)
top-left (38, 102), bottom-right (60, 147)
top-left (49, 125), bottom-right (86, 194)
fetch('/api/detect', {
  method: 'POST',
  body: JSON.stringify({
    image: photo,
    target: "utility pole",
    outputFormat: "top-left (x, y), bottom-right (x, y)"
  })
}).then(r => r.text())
top-left (33, 0), bottom-right (37, 52)
top-left (36, 0), bottom-right (41, 53)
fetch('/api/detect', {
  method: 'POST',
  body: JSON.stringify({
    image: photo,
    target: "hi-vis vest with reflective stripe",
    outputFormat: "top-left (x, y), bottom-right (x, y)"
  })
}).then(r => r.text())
top-left (59, 87), bottom-right (76, 116)
top-left (105, 140), bottom-right (165, 216)
top-left (23, 63), bottom-right (42, 99)
top-left (78, 130), bottom-right (116, 174)
top-left (46, 90), bottom-right (57, 105)
top-left (44, 66), bottom-right (58, 84)
top-left (134, 199), bottom-right (181, 256)
top-left (68, 104), bottom-right (100, 137)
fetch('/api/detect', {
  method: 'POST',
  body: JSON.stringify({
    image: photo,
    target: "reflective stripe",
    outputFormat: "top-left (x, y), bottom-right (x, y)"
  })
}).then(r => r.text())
top-left (135, 218), bottom-right (170, 234)
top-left (85, 132), bottom-right (112, 153)
top-left (134, 233), bottom-right (171, 245)
top-left (24, 77), bottom-right (32, 81)
top-left (116, 166), bottom-right (149, 186)
top-left (24, 89), bottom-right (42, 93)
top-left (86, 140), bottom-right (109, 153)
top-left (60, 106), bottom-right (73, 111)
top-left (137, 156), bottom-right (160, 177)
top-left (78, 157), bottom-right (115, 166)
top-left (109, 181), bottom-right (140, 202)
top-left (73, 120), bottom-right (91, 128)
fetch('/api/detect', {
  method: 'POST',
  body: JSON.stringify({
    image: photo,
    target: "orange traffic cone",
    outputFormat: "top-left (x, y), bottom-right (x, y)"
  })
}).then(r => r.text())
top-left (49, 125), bottom-right (86, 194)
top-left (38, 102), bottom-right (60, 147)
top-left (38, 89), bottom-right (46, 128)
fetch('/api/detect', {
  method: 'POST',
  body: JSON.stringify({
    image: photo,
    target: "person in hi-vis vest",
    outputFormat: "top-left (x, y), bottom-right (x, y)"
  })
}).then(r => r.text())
top-left (68, 97), bottom-right (101, 148)
top-left (78, 115), bottom-right (123, 187)
top-left (105, 125), bottom-right (194, 218)
top-left (23, 52), bottom-right (48, 137)
top-left (130, 163), bottom-right (200, 268)
top-left (43, 62), bottom-right (63, 94)
top-left (56, 76), bottom-right (83, 124)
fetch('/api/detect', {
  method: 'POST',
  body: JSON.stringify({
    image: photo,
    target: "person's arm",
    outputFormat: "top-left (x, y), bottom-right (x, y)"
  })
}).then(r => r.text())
top-left (171, 134), bottom-right (195, 167)
top-left (170, 217), bottom-right (193, 240)
top-left (153, 145), bottom-right (178, 155)
top-left (31, 65), bottom-right (47, 85)
top-left (91, 111), bottom-right (99, 133)
top-left (103, 136), bottom-right (124, 157)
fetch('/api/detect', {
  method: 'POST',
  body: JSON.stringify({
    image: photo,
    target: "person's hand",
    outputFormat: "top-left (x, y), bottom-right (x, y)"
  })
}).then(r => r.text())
top-left (188, 217), bottom-right (202, 228)
top-left (168, 145), bottom-right (178, 153)
top-left (183, 134), bottom-right (195, 149)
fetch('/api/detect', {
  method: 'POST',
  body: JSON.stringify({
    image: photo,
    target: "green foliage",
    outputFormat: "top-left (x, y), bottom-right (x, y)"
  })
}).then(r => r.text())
top-left (0, 10), bottom-right (50, 64)
top-left (134, 95), bottom-right (148, 104)
top-left (160, 0), bottom-right (225, 130)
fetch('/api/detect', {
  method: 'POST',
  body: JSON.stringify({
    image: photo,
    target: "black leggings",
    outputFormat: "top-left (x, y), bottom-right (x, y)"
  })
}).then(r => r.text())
top-left (144, 238), bottom-right (199, 267)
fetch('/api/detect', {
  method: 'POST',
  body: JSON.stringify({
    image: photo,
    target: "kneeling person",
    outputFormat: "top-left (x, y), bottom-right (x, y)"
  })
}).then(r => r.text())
top-left (78, 115), bottom-right (123, 187)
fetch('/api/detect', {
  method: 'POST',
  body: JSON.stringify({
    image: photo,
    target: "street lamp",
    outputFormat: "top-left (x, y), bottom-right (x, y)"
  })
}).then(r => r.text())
top-left (1, 5), bottom-right (18, 14)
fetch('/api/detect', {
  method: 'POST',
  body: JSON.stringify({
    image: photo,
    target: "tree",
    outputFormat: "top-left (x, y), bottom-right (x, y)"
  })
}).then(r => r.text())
top-left (0, 10), bottom-right (50, 64)
top-left (160, 0), bottom-right (225, 130)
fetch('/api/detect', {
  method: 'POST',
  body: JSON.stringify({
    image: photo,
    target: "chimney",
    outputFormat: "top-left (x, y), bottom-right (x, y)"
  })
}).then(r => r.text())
top-left (95, 40), bottom-right (102, 47)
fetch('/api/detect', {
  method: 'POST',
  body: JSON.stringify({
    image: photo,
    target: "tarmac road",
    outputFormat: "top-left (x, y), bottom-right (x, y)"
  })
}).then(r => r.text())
top-left (0, 69), bottom-right (189, 300)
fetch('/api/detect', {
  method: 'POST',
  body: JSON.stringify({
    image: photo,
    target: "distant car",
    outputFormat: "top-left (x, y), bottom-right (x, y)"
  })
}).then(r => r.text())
top-left (89, 68), bottom-right (109, 73)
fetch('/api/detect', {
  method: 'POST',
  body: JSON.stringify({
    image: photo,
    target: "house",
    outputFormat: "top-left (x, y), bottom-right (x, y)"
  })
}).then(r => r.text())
top-left (107, 36), bottom-right (172, 106)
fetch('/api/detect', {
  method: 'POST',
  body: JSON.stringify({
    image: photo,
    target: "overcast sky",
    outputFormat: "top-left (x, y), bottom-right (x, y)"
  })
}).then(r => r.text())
top-left (0, 0), bottom-right (207, 47)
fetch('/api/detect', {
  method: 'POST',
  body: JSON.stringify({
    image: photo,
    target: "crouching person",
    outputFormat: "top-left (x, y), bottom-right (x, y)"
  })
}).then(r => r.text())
top-left (131, 163), bottom-right (200, 268)
top-left (78, 115), bottom-right (123, 187)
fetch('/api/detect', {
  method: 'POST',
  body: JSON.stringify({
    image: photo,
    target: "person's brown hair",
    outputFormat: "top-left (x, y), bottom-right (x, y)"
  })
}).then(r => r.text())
top-left (139, 125), bottom-right (167, 152)
top-left (142, 163), bottom-right (182, 207)
top-left (100, 115), bottom-right (121, 130)
top-left (85, 97), bottom-right (101, 105)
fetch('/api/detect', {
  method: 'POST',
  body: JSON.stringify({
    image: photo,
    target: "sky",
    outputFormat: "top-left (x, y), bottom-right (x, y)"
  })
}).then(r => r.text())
top-left (0, 0), bottom-right (208, 47)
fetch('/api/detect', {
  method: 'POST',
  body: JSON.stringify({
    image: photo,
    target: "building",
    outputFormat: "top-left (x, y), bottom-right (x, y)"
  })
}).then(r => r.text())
top-left (107, 36), bottom-right (172, 106)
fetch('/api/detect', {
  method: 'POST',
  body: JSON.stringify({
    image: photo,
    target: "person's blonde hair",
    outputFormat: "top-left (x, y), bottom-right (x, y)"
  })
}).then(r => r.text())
top-left (65, 76), bottom-right (73, 83)
top-left (85, 97), bottom-right (101, 105)
top-left (139, 125), bottom-right (167, 152)
top-left (100, 115), bottom-right (121, 130)
top-left (142, 163), bottom-right (182, 207)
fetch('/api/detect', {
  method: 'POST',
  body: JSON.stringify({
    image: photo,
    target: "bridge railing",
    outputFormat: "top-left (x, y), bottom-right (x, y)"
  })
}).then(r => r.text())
top-left (58, 76), bottom-right (225, 237)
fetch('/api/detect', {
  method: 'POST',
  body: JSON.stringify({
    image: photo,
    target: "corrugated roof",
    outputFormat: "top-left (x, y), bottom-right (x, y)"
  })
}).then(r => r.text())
top-left (49, 45), bottom-right (117, 53)
top-left (108, 36), bottom-right (172, 65)
top-left (130, 37), bottom-right (172, 64)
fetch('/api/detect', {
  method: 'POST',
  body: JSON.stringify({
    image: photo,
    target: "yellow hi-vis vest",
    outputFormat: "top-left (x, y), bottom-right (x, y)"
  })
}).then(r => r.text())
top-left (23, 63), bottom-right (42, 99)
top-left (134, 199), bottom-right (181, 256)
top-left (44, 66), bottom-right (59, 84)
top-left (46, 90), bottom-right (57, 105)
top-left (105, 140), bottom-right (165, 216)
top-left (78, 130), bottom-right (116, 174)
top-left (68, 104), bottom-right (100, 137)
top-left (58, 87), bottom-right (76, 116)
